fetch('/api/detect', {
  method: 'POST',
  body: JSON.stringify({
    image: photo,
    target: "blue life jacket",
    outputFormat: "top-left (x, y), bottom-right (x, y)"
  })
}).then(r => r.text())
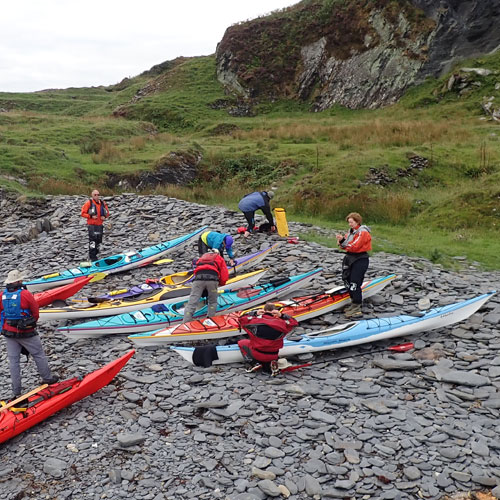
top-left (88, 199), bottom-right (108, 217)
top-left (1, 288), bottom-right (32, 321)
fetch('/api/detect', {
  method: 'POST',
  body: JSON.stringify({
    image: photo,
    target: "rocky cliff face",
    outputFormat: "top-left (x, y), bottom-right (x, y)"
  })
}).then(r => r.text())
top-left (216, 0), bottom-right (500, 110)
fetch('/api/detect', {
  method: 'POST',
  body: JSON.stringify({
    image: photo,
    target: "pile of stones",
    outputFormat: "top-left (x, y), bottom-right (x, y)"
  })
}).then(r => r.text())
top-left (0, 193), bottom-right (499, 500)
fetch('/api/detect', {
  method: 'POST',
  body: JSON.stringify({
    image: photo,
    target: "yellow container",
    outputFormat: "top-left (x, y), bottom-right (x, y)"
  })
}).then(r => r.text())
top-left (274, 208), bottom-right (289, 237)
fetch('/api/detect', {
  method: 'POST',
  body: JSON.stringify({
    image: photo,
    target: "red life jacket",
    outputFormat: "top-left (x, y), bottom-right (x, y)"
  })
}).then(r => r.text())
top-left (239, 313), bottom-right (297, 356)
top-left (194, 253), bottom-right (220, 275)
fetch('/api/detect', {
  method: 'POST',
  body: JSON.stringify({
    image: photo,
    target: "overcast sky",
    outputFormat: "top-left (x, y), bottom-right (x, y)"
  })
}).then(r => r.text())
top-left (1, 0), bottom-right (297, 93)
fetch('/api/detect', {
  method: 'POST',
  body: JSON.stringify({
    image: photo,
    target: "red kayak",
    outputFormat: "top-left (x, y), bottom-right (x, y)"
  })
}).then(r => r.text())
top-left (34, 276), bottom-right (92, 307)
top-left (0, 350), bottom-right (134, 444)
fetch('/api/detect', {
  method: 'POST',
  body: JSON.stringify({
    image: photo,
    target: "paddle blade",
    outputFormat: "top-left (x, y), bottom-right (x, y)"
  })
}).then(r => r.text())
top-left (279, 362), bottom-right (312, 373)
top-left (153, 259), bottom-right (174, 265)
top-left (388, 342), bottom-right (414, 352)
top-left (89, 272), bottom-right (108, 283)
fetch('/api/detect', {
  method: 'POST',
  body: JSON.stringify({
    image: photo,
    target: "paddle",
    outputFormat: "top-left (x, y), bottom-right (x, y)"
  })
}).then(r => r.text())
top-left (89, 272), bottom-right (108, 283)
top-left (0, 384), bottom-right (48, 412)
top-left (279, 342), bottom-right (415, 373)
top-left (152, 258), bottom-right (174, 265)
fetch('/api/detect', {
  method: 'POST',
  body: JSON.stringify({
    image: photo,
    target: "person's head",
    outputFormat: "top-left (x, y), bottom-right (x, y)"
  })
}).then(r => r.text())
top-left (4, 269), bottom-right (27, 287)
top-left (264, 303), bottom-right (279, 313)
top-left (346, 212), bottom-right (362, 229)
top-left (267, 190), bottom-right (275, 200)
top-left (91, 189), bottom-right (100, 200)
top-left (224, 235), bottom-right (234, 250)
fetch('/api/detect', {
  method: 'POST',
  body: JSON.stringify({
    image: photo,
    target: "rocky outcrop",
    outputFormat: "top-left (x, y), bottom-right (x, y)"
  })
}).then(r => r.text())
top-left (216, 0), bottom-right (500, 110)
top-left (106, 150), bottom-right (201, 191)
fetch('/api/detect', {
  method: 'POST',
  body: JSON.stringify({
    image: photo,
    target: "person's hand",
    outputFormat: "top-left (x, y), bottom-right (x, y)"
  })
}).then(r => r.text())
top-left (271, 226), bottom-right (276, 232)
top-left (229, 259), bottom-right (235, 267)
top-left (271, 309), bottom-right (282, 318)
top-left (92, 215), bottom-right (98, 219)
top-left (244, 231), bottom-right (251, 238)
top-left (336, 234), bottom-right (343, 242)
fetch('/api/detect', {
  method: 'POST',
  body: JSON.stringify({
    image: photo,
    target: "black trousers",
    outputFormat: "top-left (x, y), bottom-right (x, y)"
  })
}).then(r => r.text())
top-left (343, 257), bottom-right (369, 304)
top-left (243, 211), bottom-right (255, 232)
top-left (88, 225), bottom-right (104, 261)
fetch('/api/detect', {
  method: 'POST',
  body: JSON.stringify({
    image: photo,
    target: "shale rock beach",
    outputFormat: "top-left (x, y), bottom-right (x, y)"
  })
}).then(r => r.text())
top-left (0, 193), bottom-right (499, 500)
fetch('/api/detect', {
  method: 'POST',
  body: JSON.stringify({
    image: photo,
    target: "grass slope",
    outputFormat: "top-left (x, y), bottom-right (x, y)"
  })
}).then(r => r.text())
top-left (0, 52), bottom-right (499, 269)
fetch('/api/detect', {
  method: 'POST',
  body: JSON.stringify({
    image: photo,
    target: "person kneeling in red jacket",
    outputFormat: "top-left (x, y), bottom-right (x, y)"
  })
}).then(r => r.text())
top-left (238, 303), bottom-right (298, 376)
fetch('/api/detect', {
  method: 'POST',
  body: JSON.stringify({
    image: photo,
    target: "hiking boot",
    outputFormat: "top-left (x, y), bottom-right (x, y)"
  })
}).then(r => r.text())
top-left (42, 375), bottom-right (60, 385)
top-left (344, 303), bottom-right (362, 318)
top-left (270, 360), bottom-right (280, 377)
top-left (245, 362), bottom-right (262, 373)
top-left (343, 303), bottom-right (355, 314)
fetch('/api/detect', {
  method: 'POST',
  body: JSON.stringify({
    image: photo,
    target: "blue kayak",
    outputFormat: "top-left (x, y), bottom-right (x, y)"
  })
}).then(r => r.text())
top-left (24, 227), bottom-right (207, 292)
top-left (171, 291), bottom-right (496, 365)
top-left (58, 268), bottom-right (323, 338)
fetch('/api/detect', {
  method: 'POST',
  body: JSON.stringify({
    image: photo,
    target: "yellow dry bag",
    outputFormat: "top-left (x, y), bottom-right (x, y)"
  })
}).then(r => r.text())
top-left (274, 208), bottom-right (289, 237)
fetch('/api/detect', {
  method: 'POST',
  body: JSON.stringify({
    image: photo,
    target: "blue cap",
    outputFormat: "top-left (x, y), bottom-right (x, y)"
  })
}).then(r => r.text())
top-left (224, 235), bottom-right (234, 248)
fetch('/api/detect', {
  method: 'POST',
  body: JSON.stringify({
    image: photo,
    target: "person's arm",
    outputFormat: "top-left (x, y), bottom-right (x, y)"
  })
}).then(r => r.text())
top-left (261, 204), bottom-right (274, 227)
top-left (103, 200), bottom-right (110, 218)
top-left (81, 200), bottom-right (91, 219)
top-left (23, 290), bottom-right (39, 322)
top-left (217, 257), bottom-right (229, 286)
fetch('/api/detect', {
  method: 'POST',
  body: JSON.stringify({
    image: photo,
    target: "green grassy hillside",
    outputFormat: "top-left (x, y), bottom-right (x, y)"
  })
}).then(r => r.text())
top-left (0, 52), bottom-right (499, 269)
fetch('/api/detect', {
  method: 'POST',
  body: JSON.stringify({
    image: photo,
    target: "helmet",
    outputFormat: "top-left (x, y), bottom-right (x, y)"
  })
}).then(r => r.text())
top-left (224, 235), bottom-right (234, 248)
top-left (267, 190), bottom-right (275, 199)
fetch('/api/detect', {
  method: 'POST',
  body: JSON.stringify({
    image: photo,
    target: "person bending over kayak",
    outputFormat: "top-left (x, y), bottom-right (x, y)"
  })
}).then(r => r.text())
top-left (81, 189), bottom-right (110, 262)
top-left (182, 250), bottom-right (229, 323)
top-left (0, 270), bottom-right (59, 401)
top-left (198, 231), bottom-right (235, 266)
top-left (336, 212), bottom-right (372, 318)
top-left (238, 303), bottom-right (298, 376)
top-left (238, 191), bottom-right (276, 237)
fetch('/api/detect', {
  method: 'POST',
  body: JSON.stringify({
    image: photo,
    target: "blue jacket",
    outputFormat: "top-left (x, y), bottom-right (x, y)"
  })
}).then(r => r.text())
top-left (238, 192), bottom-right (267, 212)
top-left (238, 192), bottom-right (274, 225)
top-left (202, 231), bottom-right (234, 259)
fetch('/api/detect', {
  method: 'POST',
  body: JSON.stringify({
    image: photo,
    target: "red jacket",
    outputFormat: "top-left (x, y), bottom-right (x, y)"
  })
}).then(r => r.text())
top-left (81, 199), bottom-right (110, 226)
top-left (194, 253), bottom-right (229, 286)
top-left (0, 288), bottom-right (39, 334)
top-left (339, 224), bottom-right (372, 253)
top-left (239, 312), bottom-right (298, 359)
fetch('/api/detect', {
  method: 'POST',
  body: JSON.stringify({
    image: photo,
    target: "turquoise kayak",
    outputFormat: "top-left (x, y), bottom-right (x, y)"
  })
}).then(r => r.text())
top-left (24, 227), bottom-right (207, 292)
top-left (58, 268), bottom-right (323, 338)
top-left (171, 291), bottom-right (496, 365)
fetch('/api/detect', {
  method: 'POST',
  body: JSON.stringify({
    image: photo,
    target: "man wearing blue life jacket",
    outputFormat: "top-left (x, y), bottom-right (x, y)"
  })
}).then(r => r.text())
top-left (0, 270), bottom-right (59, 400)
top-left (198, 231), bottom-right (235, 266)
top-left (238, 190), bottom-right (276, 237)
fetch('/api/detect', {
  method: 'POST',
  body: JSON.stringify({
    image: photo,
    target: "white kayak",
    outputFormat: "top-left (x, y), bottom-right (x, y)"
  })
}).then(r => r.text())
top-left (171, 291), bottom-right (496, 365)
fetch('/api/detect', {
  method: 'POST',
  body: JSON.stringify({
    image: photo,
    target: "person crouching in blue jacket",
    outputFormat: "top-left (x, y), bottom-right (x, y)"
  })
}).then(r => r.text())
top-left (198, 231), bottom-right (235, 266)
top-left (238, 190), bottom-right (276, 237)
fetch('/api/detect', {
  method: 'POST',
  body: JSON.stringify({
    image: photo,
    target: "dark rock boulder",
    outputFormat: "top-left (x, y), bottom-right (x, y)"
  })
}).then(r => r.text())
top-left (106, 150), bottom-right (201, 191)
